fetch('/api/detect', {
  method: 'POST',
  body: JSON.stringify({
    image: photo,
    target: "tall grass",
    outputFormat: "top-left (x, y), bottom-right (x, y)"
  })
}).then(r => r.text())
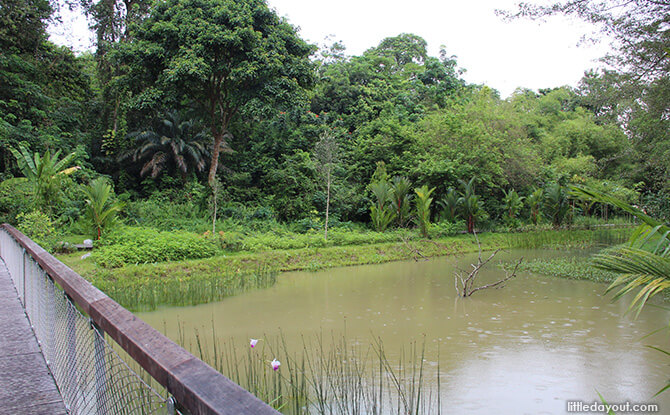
top-left (94, 266), bottom-right (276, 311)
top-left (183, 328), bottom-right (440, 414)
top-left (508, 228), bottom-right (631, 249)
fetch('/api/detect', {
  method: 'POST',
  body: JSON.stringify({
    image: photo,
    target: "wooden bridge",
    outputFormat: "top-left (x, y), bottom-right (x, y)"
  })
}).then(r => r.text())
top-left (0, 224), bottom-right (278, 415)
top-left (0, 259), bottom-right (67, 414)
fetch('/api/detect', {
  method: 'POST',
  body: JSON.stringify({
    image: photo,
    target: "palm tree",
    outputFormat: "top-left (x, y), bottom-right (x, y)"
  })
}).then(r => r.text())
top-left (82, 178), bottom-right (125, 240)
top-left (458, 177), bottom-right (484, 233)
top-left (572, 186), bottom-right (670, 317)
top-left (390, 176), bottom-right (413, 228)
top-left (414, 185), bottom-right (436, 238)
top-left (438, 187), bottom-right (459, 222)
top-left (122, 111), bottom-right (214, 179)
top-left (369, 180), bottom-right (396, 232)
top-left (9, 143), bottom-right (78, 215)
top-left (502, 188), bottom-right (525, 221)
top-left (526, 188), bottom-right (543, 225)
top-left (572, 185), bottom-right (670, 396)
top-left (544, 182), bottom-right (570, 229)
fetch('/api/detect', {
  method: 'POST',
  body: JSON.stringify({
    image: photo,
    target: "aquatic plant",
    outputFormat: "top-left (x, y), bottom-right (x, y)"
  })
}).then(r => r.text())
top-left (186, 330), bottom-right (440, 414)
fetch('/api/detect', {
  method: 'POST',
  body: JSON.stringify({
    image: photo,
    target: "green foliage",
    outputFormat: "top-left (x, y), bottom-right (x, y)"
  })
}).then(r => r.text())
top-left (0, 37), bottom-right (92, 174)
top-left (123, 199), bottom-right (208, 231)
top-left (0, 177), bottom-right (33, 224)
top-left (507, 227), bottom-right (630, 249)
top-left (518, 256), bottom-right (620, 284)
top-left (9, 143), bottom-right (77, 215)
top-left (16, 210), bottom-right (58, 250)
top-left (265, 150), bottom-right (318, 221)
top-left (368, 180), bottom-right (396, 232)
top-left (457, 177), bottom-right (485, 233)
top-left (121, 0), bottom-right (315, 185)
top-left (218, 228), bottom-right (410, 252)
top-left (544, 182), bottom-right (570, 229)
top-left (438, 188), bottom-right (459, 222)
top-left (82, 178), bottom-right (125, 239)
top-left (502, 188), bottom-right (524, 222)
top-left (0, 0), bottom-right (661, 239)
top-left (92, 266), bottom-right (276, 311)
top-left (414, 185), bottom-right (435, 238)
top-left (526, 188), bottom-right (544, 225)
top-left (389, 176), bottom-right (413, 227)
top-left (430, 220), bottom-right (464, 237)
top-left (572, 185), bottom-right (670, 316)
top-left (122, 111), bottom-right (210, 179)
top-left (91, 227), bottom-right (219, 268)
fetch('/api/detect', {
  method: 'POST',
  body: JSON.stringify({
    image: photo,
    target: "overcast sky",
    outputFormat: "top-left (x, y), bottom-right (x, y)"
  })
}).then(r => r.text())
top-left (49, 0), bottom-right (612, 98)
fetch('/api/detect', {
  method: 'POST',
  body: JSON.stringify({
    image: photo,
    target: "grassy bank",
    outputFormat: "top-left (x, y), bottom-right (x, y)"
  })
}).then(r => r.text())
top-left (58, 227), bottom-right (631, 311)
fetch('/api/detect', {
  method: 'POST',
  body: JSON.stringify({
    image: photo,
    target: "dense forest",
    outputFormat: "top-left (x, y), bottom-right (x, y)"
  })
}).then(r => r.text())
top-left (1, 0), bottom-right (668, 238)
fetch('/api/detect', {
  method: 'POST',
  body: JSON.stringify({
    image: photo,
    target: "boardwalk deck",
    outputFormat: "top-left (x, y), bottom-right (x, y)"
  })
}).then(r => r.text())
top-left (0, 260), bottom-right (67, 415)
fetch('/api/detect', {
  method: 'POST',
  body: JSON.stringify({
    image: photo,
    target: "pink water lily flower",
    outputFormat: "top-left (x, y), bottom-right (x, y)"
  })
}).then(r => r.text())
top-left (271, 358), bottom-right (281, 371)
top-left (250, 339), bottom-right (259, 348)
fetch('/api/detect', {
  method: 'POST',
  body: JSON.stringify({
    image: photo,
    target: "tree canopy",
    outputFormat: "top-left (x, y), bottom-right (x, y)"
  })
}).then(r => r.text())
top-left (118, 0), bottom-right (315, 186)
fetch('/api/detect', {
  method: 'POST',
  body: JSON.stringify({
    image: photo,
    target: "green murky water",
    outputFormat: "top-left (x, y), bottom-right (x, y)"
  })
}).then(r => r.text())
top-left (139, 249), bottom-right (670, 413)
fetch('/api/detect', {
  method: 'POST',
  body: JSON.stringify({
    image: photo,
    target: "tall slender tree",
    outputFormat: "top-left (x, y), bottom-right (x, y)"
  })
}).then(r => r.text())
top-left (314, 131), bottom-right (339, 240)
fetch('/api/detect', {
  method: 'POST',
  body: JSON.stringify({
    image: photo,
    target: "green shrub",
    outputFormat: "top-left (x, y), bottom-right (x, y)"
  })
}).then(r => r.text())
top-left (430, 221), bottom-right (464, 238)
top-left (123, 199), bottom-right (209, 231)
top-left (0, 177), bottom-right (33, 224)
top-left (91, 227), bottom-right (218, 268)
top-left (16, 210), bottom-right (59, 250)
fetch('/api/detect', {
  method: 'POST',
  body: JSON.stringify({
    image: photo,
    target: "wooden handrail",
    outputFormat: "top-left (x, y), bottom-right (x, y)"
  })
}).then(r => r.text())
top-left (1, 224), bottom-right (278, 415)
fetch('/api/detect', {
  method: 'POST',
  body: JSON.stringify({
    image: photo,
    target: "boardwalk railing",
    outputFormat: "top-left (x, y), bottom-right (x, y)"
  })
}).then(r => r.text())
top-left (0, 224), bottom-right (278, 415)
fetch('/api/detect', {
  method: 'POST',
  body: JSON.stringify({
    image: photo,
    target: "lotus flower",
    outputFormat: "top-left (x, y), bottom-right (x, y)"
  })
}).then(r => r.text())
top-left (271, 358), bottom-right (281, 371)
top-left (250, 339), bottom-right (259, 348)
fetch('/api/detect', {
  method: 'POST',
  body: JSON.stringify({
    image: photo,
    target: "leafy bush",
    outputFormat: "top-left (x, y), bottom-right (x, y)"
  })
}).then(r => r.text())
top-left (217, 228), bottom-right (412, 252)
top-left (16, 210), bottom-right (59, 250)
top-left (0, 177), bottom-right (33, 224)
top-left (123, 199), bottom-right (209, 231)
top-left (91, 227), bottom-right (218, 268)
top-left (430, 221), bottom-right (464, 238)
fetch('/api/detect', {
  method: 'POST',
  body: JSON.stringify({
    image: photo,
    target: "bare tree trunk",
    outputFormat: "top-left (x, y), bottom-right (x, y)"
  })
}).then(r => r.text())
top-left (208, 132), bottom-right (223, 186)
top-left (211, 181), bottom-right (218, 234)
top-left (455, 231), bottom-right (522, 297)
top-left (325, 169), bottom-right (330, 240)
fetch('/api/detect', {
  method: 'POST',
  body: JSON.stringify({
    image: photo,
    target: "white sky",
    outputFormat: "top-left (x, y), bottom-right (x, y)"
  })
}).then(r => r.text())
top-left (49, 0), bottom-right (612, 98)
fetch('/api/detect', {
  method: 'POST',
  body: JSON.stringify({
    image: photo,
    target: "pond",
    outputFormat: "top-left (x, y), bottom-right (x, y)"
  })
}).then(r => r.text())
top-left (138, 249), bottom-right (670, 414)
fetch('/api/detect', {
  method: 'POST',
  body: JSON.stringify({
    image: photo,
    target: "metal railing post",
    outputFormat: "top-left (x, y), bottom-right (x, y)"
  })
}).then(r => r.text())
top-left (22, 249), bottom-right (26, 306)
top-left (166, 397), bottom-right (176, 415)
top-left (46, 276), bottom-right (55, 366)
top-left (91, 319), bottom-right (108, 414)
top-left (65, 293), bottom-right (78, 414)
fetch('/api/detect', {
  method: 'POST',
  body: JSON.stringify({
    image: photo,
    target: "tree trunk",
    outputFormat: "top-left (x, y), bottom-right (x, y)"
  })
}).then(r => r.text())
top-left (208, 131), bottom-right (224, 186)
top-left (325, 169), bottom-right (330, 240)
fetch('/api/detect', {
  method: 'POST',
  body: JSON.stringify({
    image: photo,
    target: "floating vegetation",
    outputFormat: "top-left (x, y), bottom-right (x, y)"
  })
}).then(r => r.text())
top-left (515, 257), bottom-right (620, 284)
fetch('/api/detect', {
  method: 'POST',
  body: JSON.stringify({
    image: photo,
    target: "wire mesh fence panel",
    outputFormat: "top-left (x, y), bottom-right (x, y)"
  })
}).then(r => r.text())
top-left (0, 229), bottom-right (175, 415)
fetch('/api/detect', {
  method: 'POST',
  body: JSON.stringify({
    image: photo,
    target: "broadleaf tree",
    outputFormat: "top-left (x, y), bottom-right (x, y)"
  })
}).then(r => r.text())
top-left (119, 0), bottom-right (315, 188)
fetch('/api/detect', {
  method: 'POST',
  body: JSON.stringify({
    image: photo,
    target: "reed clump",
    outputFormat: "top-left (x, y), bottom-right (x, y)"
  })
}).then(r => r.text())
top-left (507, 228), bottom-right (630, 249)
top-left (185, 329), bottom-right (442, 415)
